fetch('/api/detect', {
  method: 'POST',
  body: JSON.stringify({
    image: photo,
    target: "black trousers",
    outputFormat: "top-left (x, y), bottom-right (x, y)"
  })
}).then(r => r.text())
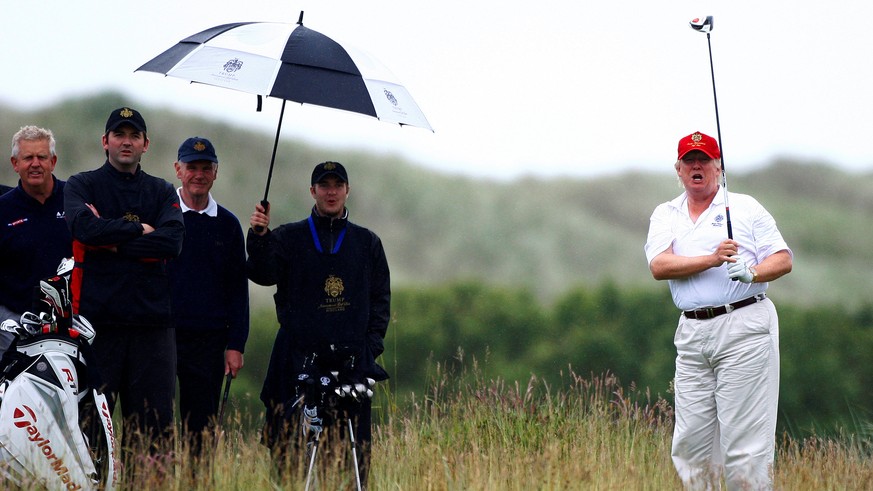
top-left (176, 329), bottom-right (227, 451)
top-left (91, 325), bottom-right (176, 453)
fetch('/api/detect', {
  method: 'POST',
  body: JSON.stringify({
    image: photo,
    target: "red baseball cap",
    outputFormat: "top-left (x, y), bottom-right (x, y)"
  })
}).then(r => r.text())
top-left (677, 131), bottom-right (720, 160)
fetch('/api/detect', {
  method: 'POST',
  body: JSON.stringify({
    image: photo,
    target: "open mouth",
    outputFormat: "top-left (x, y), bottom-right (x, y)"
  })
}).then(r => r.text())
top-left (692, 173), bottom-right (703, 182)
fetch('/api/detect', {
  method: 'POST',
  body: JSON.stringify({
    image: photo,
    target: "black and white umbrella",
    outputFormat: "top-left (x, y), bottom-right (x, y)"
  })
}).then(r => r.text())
top-left (136, 12), bottom-right (431, 203)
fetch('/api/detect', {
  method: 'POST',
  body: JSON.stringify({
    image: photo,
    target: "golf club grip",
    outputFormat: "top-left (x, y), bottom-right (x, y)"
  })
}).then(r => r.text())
top-left (254, 200), bottom-right (269, 233)
top-left (726, 207), bottom-right (738, 280)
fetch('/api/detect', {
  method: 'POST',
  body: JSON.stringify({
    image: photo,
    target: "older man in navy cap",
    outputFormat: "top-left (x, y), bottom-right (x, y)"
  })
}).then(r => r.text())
top-left (64, 107), bottom-right (185, 457)
top-left (169, 136), bottom-right (249, 454)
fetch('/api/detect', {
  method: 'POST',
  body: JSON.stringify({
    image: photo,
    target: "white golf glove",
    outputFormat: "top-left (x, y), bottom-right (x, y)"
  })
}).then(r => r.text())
top-left (727, 256), bottom-right (755, 283)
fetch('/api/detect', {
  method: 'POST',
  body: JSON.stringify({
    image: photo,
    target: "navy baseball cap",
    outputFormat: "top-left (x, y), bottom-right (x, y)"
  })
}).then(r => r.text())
top-left (311, 161), bottom-right (348, 185)
top-left (177, 137), bottom-right (218, 163)
top-left (105, 107), bottom-right (147, 133)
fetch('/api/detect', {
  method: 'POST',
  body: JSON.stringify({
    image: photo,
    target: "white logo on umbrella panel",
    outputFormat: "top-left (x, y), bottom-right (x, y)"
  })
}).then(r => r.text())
top-left (383, 89), bottom-right (398, 107)
top-left (383, 88), bottom-right (410, 118)
top-left (223, 58), bottom-right (244, 73)
top-left (212, 58), bottom-right (244, 84)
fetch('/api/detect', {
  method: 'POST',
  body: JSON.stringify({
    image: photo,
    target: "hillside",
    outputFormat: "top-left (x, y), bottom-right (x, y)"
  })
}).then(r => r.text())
top-left (3, 92), bottom-right (872, 309)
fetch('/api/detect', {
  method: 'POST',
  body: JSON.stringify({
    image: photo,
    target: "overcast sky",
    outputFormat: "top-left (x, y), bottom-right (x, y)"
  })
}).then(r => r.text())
top-left (1, 0), bottom-right (871, 179)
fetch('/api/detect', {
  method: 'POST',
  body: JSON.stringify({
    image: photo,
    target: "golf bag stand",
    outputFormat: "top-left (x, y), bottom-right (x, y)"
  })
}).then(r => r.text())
top-left (0, 258), bottom-right (119, 490)
top-left (347, 418), bottom-right (361, 491)
top-left (296, 346), bottom-right (374, 491)
top-left (302, 400), bottom-right (324, 491)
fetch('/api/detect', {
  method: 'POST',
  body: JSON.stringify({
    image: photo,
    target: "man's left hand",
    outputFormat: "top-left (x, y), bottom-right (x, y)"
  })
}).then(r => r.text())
top-left (225, 349), bottom-right (244, 377)
top-left (727, 256), bottom-right (755, 283)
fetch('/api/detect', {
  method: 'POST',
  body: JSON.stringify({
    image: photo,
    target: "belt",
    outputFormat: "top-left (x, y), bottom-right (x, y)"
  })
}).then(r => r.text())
top-left (683, 293), bottom-right (767, 320)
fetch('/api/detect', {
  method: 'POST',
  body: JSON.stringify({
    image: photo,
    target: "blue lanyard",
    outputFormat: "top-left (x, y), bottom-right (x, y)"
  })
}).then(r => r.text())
top-left (308, 216), bottom-right (346, 254)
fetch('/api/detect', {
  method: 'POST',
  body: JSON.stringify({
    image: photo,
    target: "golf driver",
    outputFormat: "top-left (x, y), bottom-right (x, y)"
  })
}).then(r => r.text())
top-left (689, 15), bottom-right (733, 240)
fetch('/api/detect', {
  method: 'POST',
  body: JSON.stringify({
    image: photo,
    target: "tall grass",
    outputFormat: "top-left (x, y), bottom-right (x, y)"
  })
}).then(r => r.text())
top-left (377, 365), bottom-right (677, 490)
top-left (17, 368), bottom-right (873, 490)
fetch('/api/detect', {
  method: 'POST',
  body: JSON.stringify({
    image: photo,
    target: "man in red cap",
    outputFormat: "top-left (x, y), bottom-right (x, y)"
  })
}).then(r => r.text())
top-left (645, 131), bottom-right (793, 490)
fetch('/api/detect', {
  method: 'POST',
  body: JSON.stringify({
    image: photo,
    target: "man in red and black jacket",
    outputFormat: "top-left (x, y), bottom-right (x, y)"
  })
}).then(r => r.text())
top-left (64, 107), bottom-right (184, 454)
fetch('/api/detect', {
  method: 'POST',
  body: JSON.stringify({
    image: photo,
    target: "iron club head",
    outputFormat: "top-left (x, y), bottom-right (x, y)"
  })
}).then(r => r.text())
top-left (689, 16), bottom-right (714, 33)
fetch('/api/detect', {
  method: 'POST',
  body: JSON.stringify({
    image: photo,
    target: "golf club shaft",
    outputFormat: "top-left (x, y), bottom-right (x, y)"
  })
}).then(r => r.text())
top-left (349, 418), bottom-right (362, 491)
top-left (218, 372), bottom-right (232, 426)
top-left (304, 438), bottom-right (320, 491)
top-left (705, 32), bottom-right (733, 240)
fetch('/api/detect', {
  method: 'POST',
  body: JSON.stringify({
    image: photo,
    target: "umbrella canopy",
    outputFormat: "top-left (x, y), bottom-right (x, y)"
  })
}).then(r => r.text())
top-left (137, 19), bottom-right (431, 130)
top-left (136, 14), bottom-right (431, 203)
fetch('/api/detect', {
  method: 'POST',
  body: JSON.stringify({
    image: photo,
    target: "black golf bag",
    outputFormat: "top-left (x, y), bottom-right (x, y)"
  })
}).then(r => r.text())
top-left (0, 259), bottom-right (119, 490)
top-left (291, 345), bottom-right (376, 491)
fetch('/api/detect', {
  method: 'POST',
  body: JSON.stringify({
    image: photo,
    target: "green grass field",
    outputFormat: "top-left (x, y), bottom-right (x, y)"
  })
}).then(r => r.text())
top-left (75, 368), bottom-right (873, 490)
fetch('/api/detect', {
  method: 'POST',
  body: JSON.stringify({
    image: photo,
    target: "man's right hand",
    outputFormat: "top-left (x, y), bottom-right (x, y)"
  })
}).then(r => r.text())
top-left (250, 201), bottom-right (270, 235)
top-left (713, 239), bottom-right (739, 266)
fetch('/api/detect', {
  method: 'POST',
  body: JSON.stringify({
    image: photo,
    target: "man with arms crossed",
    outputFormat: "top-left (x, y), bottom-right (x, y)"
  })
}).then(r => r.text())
top-left (65, 107), bottom-right (184, 455)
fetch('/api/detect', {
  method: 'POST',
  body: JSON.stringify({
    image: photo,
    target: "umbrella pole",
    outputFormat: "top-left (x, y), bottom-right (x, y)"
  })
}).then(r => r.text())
top-left (262, 98), bottom-right (288, 206)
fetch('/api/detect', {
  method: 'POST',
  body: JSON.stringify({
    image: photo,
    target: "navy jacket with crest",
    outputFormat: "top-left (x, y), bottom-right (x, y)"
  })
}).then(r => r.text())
top-left (246, 207), bottom-right (390, 407)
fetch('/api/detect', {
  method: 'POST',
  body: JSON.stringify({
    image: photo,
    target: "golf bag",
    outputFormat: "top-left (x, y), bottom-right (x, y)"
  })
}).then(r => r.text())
top-left (291, 345), bottom-right (376, 491)
top-left (0, 258), bottom-right (119, 490)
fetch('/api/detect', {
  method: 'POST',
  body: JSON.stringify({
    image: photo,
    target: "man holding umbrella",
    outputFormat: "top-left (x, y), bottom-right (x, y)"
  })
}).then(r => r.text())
top-left (247, 161), bottom-right (390, 487)
top-left (645, 131), bottom-right (793, 489)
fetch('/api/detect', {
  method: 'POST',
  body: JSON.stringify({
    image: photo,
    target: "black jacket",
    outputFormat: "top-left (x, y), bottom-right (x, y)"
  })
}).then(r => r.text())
top-left (247, 208), bottom-right (390, 406)
top-left (64, 162), bottom-right (184, 328)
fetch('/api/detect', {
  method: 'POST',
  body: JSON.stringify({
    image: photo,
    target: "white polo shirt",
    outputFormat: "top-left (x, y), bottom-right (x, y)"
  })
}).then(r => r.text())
top-left (176, 188), bottom-right (218, 217)
top-left (645, 186), bottom-right (792, 311)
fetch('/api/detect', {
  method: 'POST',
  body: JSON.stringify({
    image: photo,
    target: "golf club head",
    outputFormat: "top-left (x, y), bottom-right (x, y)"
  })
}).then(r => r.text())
top-left (689, 16), bottom-right (714, 33)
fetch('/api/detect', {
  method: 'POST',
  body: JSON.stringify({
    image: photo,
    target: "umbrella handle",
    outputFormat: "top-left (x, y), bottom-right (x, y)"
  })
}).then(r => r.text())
top-left (254, 200), bottom-right (270, 234)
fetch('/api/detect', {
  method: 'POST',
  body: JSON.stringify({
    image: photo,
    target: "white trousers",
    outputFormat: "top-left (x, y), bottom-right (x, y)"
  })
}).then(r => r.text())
top-left (671, 298), bottom-right (779, 491)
